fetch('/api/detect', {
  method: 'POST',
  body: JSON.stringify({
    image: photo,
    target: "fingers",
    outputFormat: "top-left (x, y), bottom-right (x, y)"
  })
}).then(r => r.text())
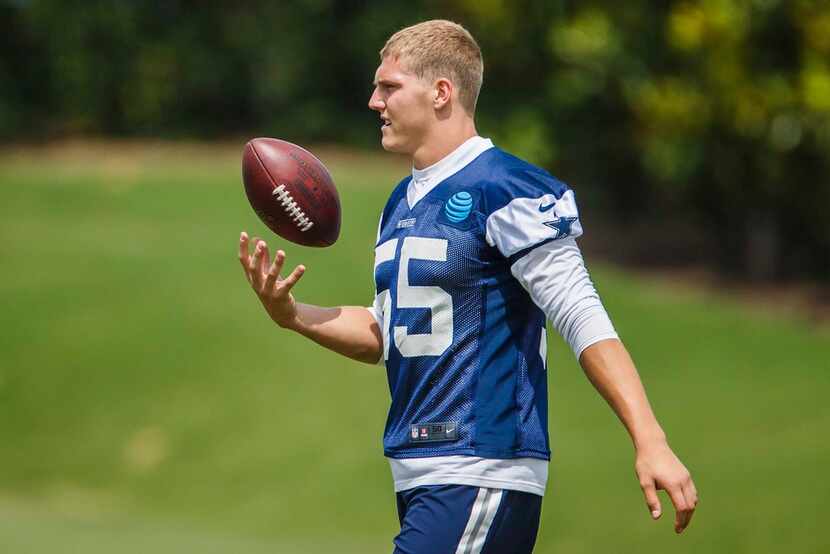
top-left (686, 478), bottom-right (699, 507)
top-left (264, 250), bottom-right (303, 295)
top-left (641, 481), bottom-right (662, 520)
top-left (259, 241), bottom-right (271, 273)
top-left (239, 232), bottom-right (250, 263)
top-left (279, 264), bottom-right (306, 292)
top-left (250, 238), bottom-right (266, 289)
top-left (672, 474), bottom-right (698, 534)
top-left (635, 447), bottom-right (698, 535)
top-left (682, 488), bottom-right (695, 531)
top-left (237, 233), bottom-right (303, 297)
top-left (251, 237), bottom-right (266, 273)
top-left (681, 479), bottom-right (699, 530)
top-left (239, 232), bottom-right (251, 276)
top-left (246, 236), bottom-right (261, 272)
top-left (666, 484), bottom-right (691, 534)
top-left (264, 249), bottom-right (285, 291)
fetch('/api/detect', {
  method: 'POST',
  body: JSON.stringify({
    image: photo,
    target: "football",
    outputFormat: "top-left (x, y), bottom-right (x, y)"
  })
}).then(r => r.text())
top-left (242, 138), bottom-right (341, 247)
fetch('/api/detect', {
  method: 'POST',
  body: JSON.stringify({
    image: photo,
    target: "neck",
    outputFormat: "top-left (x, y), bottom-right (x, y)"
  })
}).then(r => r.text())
top-left (411, 117), bottom-right (478, 169)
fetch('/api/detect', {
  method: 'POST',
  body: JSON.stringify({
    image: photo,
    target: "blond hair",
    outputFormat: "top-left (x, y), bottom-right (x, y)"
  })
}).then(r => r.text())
top-left (380, 20), bottom-right (483, 115)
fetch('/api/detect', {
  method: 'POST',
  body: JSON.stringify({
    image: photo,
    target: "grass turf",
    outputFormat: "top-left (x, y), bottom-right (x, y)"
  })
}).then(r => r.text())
top-left (0, 142), bottom-right (827, 553)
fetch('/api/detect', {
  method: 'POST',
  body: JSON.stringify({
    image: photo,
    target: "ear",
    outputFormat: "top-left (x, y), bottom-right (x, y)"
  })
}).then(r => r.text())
top-left (433, 78), bottom-right (453, 110)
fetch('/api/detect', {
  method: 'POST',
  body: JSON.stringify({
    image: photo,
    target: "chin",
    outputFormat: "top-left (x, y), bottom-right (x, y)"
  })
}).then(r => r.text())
top-left (381, 135), bottom-right (410, 154)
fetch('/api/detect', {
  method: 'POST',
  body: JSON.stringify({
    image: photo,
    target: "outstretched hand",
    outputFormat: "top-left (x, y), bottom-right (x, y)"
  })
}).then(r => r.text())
top-left (635, 440), bottom-right (698, 534)
top-left (238, 232), bottom-right (306, 328)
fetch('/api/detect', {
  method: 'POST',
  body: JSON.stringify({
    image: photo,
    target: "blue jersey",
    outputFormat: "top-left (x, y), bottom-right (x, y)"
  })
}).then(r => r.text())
top-left (373, 146), bottom-right (580, 461)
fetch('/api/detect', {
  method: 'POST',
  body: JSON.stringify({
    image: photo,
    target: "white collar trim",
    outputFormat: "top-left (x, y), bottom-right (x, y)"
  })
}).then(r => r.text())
top-left (407, 136), bottom-right (494, 209)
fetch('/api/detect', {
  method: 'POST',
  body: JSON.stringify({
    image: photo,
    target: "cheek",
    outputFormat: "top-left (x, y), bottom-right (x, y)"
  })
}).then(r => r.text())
top-left (391, 95), bottom-right (429, 127)
top-left (387, 94), bottom-right (404, 116)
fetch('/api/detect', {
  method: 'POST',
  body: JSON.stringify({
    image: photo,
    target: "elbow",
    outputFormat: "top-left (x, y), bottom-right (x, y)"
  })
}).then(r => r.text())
top-left (352, 335), bottom-right (383, 365)
top-left (355, 348), bottom-right (383, 365)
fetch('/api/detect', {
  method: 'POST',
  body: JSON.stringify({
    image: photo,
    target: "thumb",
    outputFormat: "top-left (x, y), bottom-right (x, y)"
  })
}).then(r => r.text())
top-left (642, 482), bottom-right (662, 520)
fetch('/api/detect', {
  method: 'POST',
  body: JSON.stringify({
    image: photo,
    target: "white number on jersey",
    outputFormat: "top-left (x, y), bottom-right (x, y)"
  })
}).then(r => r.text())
top-left (375, 237), bottom-right (454, 359)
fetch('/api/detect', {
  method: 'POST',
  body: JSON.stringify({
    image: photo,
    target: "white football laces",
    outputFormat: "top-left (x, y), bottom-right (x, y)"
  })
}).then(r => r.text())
top-left (272, 184), bottom-right (314, 232)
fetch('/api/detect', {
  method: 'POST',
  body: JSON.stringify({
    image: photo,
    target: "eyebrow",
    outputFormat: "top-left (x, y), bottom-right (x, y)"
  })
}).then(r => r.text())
top-left (373, 78), bottom-right (398, 87)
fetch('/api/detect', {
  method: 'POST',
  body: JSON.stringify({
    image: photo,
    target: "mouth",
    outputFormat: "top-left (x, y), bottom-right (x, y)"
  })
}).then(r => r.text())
top-left (380, 116), bottom-right (391, 129)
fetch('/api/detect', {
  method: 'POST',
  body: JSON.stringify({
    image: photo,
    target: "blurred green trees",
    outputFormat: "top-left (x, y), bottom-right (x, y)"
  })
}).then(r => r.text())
top-left (2, 0), bottom-right (828, 281)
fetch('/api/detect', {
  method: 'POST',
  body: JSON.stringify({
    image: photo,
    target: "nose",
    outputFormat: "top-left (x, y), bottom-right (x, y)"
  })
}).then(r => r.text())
top-left (368, 88), bottom-right (384, 112)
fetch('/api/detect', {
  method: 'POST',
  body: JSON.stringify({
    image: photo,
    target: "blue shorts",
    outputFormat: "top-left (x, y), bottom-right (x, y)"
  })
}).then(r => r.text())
top-left (393, 485), bottom-right (542, 554)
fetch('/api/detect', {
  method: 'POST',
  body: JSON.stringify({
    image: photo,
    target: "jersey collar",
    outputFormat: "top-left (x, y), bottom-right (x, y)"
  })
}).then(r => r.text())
top-left (407, 136), bottom-right (494, 209)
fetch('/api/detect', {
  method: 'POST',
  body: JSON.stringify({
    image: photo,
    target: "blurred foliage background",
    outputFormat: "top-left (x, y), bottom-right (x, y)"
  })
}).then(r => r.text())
top-left (2, 0), bottom-right (829, 283)
top-left (1, 2), bottom-right (829, 553)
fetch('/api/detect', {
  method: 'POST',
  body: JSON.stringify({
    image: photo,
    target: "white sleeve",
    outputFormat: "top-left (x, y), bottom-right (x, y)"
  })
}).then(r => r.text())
top-left (366, 304), bottom-right (381, 325)
top-left (365, 302), bottom-right (385, 366)
top-left (486, 189), bottom-right (583, 256)
top-left (366, 212), bottom-right (388, 365)
top-left (510, 238), bottom-right (619, 359)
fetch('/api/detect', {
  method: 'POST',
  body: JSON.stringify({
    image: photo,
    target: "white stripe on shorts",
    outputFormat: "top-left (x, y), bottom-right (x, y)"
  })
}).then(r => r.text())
top-left (455, 487), bottom-right (504, 554)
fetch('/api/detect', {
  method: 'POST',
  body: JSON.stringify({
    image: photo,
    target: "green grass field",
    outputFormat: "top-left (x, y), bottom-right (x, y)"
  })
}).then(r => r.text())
top-left (0, 142), bottom-right (827, 553)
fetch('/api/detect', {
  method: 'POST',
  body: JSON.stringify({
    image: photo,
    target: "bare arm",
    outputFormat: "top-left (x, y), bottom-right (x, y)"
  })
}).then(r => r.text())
top-left (238, 232), bottom-right (382, 364)
top-left (579, 338), bottom-right (699, 534)
top-left (287, 303), bottom-right (382, 363)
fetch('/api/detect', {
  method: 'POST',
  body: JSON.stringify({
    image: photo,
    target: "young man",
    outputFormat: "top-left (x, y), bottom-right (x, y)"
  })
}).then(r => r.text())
top-left (239, 20), bottom-right (698, 554)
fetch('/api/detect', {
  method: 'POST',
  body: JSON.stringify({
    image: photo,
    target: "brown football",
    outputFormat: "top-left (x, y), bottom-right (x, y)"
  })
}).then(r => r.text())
top-left (242, 138), bottom-right (341, 247)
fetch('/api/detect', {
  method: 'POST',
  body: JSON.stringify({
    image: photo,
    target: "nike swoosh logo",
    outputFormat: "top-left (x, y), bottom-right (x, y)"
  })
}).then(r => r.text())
top-left (539, 202), bottom-right (555, 212)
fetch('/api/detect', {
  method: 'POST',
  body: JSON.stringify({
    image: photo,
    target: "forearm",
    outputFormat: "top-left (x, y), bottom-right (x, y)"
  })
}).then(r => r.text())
top-left (579, 338), bottom-right (667, 450)
top-left (283, 303), bottom-right (382, 364)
